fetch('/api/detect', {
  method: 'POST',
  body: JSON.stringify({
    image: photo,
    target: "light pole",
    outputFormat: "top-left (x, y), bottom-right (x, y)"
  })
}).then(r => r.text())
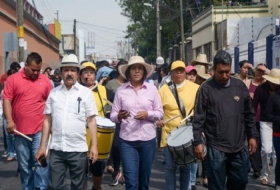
top-left (180, 0), bottom-right (185, 62)
top-left (144, 1), bottom-right (161, 57)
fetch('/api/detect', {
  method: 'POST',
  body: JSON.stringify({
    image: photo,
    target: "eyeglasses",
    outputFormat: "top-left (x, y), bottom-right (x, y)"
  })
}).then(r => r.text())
top-left (83, 71), bottom-right (95, 75)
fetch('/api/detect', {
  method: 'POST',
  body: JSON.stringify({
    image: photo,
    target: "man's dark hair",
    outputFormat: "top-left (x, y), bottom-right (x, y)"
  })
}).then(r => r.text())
top-left (26, 52), bottom-right (42, 65)
top-left (10, 62), bottom-right (20, 70)
top-left (239, 60), bottom-right (249, 68)
top-left (44, 67), bottom-right (52, 72)
top-left (7, 69), bottom-right (14, 76)
top-left (125, 64), bottom-right (147, 82)
top-left (158, 63), bottom-right (169, 83)
top-left (213, 51), bottom-right (232, 69)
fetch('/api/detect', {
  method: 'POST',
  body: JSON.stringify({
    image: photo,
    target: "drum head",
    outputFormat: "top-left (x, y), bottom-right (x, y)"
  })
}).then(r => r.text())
top-left (96, 116), bottom-right (115, 128)
top-left (167, 124), bottom-right (193, 147)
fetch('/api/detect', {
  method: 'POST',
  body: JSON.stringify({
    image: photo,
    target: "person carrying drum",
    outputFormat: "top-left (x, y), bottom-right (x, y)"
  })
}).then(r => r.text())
top-left (192, 51), bottom-right (258, 190)
top-left (36, 54), bottom-right (99, 190)
top-left (156, 60), bottom-right (199, 190)
top-left (79, 61), bottom-right (114, 190)
top-left (110, 56), bottom-right (163, 189)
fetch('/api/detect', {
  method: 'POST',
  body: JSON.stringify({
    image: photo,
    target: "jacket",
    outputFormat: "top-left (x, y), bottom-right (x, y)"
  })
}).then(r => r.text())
top-left (192, 77), bottom-right (258, 153)
top-left (264, 89), bottom-right (280, 134)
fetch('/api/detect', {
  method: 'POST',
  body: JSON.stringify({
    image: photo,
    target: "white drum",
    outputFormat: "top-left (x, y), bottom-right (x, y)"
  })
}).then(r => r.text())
top-left (166, 123), bottom-right (207, 165)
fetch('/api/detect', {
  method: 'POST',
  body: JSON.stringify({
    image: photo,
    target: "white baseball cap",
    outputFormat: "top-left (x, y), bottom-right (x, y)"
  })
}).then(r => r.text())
top-left (156, 56), bottom-right (164, 65)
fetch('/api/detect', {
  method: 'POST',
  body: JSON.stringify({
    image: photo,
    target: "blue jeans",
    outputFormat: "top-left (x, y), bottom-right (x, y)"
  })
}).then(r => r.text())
top-left (119, 138), bottom-right (156, 190)
top-left (164, 147), bottom-right (191, 190)
top-left (190, 163), bottom-right (198, 186)
top-left (15, 130), bottom-right (48, 190)
top-left (207, 145), bottom-right (249, 190)
top-left (3, 114), bottom-right (15, 158)
top-left (273, 136), bottom-right (280, 186)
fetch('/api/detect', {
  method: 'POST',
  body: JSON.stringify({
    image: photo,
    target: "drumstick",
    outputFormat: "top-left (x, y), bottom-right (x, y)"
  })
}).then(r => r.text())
top-left (46, 135), bottom-right (52, 157)
top-left (103, 98), bottom-right (114, 106)
top-left (163, 114), bottom-right (180, 124)
top-left (180, 112), bottom-right (194, 124)
top-left (14, 129), bottom-right (32, 141)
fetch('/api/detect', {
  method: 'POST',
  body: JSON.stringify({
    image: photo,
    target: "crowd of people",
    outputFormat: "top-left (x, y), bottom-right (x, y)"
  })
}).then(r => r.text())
top-left (0, 51), bottom-right (279, 190)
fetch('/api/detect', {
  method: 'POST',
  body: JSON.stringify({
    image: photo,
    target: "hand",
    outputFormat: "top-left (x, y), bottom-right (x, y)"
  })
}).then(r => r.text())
top-left (89, 145), bottom-right (98, 164)
top-left (258, 65), bottom-right (267, 72)
top-left (194, 144), bottom-right (204, 161)
top-left (7, 120), bottom-right (16, 134)
top-left (245, 63), bottom-right (254, 69)
top-left (201, 132), bottom-right (205, 138)
top-left (134, 111), bottom-right (148, 120)
top-left (156, 120), bottom-right (165, 128)
top-left (117, 110), bottom-right (130, 122)
top-left (35, 146), bottom-right (46, 161)
top-left (248, 138), bottom-right (257, 155)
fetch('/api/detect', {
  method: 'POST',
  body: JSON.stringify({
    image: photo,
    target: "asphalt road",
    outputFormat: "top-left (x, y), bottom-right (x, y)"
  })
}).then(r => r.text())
top-left (0, 121), bottom-right (275, 190)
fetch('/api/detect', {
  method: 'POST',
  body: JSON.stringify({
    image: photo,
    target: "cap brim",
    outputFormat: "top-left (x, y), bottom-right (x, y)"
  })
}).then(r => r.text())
top-left (263, 75), bottom-right (280, 85)
top-left (119, 63), bottom-right (154, 80)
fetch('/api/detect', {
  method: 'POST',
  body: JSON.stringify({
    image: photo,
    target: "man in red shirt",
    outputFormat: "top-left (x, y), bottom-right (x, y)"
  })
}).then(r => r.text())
top-left (3, 52), bottom-right (52, 190)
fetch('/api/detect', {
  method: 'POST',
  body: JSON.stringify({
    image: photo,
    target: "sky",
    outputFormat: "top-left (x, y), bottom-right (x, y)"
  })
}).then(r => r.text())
top-left (31, 0), bottom-right (129, 58)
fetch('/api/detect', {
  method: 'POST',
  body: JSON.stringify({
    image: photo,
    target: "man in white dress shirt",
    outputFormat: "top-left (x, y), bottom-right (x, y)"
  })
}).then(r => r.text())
top-left (36, 54), bottom-right (99, 190)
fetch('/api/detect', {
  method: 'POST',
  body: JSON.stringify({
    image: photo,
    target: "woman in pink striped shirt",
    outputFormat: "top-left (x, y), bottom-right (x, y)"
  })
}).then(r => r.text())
top-left (111, 56), bottom-right (163, 190)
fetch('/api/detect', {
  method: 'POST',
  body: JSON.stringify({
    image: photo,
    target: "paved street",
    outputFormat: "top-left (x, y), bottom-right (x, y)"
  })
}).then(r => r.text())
top-left (0, 122), bottom-right (276, 190)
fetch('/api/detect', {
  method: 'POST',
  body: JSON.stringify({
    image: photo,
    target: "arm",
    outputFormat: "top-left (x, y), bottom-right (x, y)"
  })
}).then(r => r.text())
top-left (146, 87), bottom-right (164, 121)
top-left (192, 86), bottom-right (207, 146)
top-left (3, 99), bottom-right (16, 133)
top-left (87, 115), bottom-right (98, 163)
top-left (243, 84), bottom-right (258, 139)
top-left (35, 114), bottom-right (52, 160)
top-left (264, 95), bottom-right (280, 125)
top-left (110, 90), bottom-right (122, 123)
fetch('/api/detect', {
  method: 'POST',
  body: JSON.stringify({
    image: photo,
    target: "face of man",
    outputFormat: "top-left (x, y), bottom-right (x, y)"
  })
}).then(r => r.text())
top-left (214, 64), bottom-right (231, 85)
top-left (80, 67), bottom-right (96, 87)
top-left (171, 67), bottom-right (186, 84)
top-left (24, 61), bottom-right (42, 80)
top-left (61, 66), bottom-right (79, 88)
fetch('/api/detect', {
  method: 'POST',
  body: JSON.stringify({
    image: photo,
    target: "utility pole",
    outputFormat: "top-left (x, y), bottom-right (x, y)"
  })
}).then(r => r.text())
top-left (156, 0), bottom-right (161, 57)
top-left (17, 0), bottom-right (24, 63)
top-left (180, 0), bottom-right (185, 62)
top-left (54, 10), bottom-right (59, 21)
top-left (221, 0), bottom-right (224, 50)
top-left (73, 19), bottom-right (76, 55)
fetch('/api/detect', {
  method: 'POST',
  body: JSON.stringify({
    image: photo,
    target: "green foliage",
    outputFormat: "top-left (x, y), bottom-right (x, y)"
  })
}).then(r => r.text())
top-left (117, 0), bottom-right (219, 62)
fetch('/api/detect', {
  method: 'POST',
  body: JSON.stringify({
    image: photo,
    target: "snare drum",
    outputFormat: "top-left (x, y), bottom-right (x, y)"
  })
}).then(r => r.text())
top-left (86, 116), bottom-right (116, 160)
top-left (166, 123), bottom-right (206, 165)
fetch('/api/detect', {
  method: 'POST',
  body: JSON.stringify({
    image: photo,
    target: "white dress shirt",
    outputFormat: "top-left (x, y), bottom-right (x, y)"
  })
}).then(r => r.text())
top-left (44, 82), bottom-right (98, 152)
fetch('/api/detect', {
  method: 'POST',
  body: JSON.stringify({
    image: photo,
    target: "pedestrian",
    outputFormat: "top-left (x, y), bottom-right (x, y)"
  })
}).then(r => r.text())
top-left (110, 55), bottom-right (163, 189)
top-left (3, 52), bottom-right (52, 190)
top-left (263, 68), bottom-right (280, 190)
top-left (157, 60), bottom-right (199, 190)
top-left (253, 68), bottom-right (279, 185)
top-left (79, 61), bottom-right (113, 190)
top-left (193, 51), bottom-right (258, 190)
top-left (106, 59), bottom-right (128, 186)
top-left (36, 54), bottom-right (99, 190)
top-left (185, 65), bottom-right (197, 83)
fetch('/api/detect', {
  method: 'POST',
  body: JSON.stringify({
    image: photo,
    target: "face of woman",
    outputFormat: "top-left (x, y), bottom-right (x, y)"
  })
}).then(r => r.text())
top-left (186, 70), bottom-right (197, 83)
top-left (80, 68), bottom-right (96, 87)
top-left (255, 66), bottom-right (265, 80)
top-left (129, 64), bottom-right (145, 82)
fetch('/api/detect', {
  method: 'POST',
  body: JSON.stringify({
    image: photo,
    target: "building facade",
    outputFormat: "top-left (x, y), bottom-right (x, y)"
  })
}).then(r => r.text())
top-left (0, 0), bottom-right (60, 74)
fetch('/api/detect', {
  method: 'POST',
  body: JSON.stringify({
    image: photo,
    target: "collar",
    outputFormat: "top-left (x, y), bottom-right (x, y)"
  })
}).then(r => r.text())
top-left (174, 80), bottom-right (186, 88)
top-left (125, 81), bottom-right (147, 89)
top-left (214, 77), bottom-right (231, 88)
top-left (61, 81), bottom-right (80, 91)
top-left (21, 68), bottom-right (42, 80)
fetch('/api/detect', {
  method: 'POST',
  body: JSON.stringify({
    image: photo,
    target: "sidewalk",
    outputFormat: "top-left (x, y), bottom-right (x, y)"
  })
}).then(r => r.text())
top-left (0, 122), bottom-right (275, 190)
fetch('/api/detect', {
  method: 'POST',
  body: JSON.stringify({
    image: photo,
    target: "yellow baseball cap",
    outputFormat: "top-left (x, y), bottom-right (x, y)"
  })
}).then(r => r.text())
top-left (82, 62), bottom-right (96, 71)
top-left (171, 60), bottom-right (185, 71)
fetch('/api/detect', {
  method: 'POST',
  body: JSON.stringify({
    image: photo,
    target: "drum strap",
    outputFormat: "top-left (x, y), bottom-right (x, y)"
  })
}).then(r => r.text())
top-left (94, 86), bottom-right (106, 116)
top-left (166, 79), bottom-right (186, 118)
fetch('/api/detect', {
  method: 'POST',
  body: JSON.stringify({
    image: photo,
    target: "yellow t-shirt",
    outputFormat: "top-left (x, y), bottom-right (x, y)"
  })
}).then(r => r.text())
top-left (159, 80), bottom-right (199, 147)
